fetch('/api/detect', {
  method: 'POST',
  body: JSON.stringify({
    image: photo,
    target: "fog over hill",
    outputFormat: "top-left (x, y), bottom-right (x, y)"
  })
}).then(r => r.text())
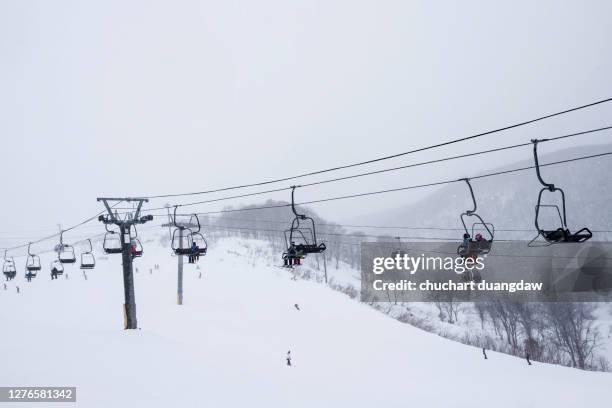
top-left (349, 142), bottom-right (612, 241)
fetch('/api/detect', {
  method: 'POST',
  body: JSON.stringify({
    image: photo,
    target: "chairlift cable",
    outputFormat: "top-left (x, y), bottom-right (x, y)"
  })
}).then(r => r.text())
top-left (202, 215), bottom-right (612, 234)
top-left (2, 121), bottom-right (612, 253)
top-left (140, 98), bottom-right (612, 199)
top-left (127, 132), bottom-right (612, 214)
top-left (143, 150), bottom-right (612, 216)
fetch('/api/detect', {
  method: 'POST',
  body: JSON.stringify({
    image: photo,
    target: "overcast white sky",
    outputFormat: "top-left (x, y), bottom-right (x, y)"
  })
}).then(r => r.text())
top-left (1, 0), bottom-right (612, 248)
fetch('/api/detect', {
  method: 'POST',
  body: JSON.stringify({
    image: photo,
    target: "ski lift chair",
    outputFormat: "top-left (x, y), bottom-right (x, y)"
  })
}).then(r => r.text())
top-left (282, 187), bottom-right (326, 266)
top-left (80, 239), bottom-right (96, 270)
top-left (530, 140), bottom-right (592, 246)
top-left (25, 243), bottom-right (42, 272)
top-left (57, 231), bottom-right (77, 264)
top-left (171, 229), bottom-right (194, 255)
top-left (171, 208), bottom-right (208, 259)
top-left (130, 239), bottom-right (143, 258)
top-left (58, 245), bottom-right (76, 264)
top-left (50, 259), bottom-right (65, 276)
top-left (192, 232), bottom-right (208, 257)
top-left (103, 225), bottom-right (123, 254)
top-left (457, 179), bottom-right (494, 257)
top-left (3, 251), bottom-right (17, 280)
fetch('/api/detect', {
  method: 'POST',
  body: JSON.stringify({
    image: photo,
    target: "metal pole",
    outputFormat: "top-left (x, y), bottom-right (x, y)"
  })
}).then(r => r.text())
top-left (166, 206), bottom-right (173, 242)
top-left (177, 227), bottom-right (184, 305)
top-left (120, 224), bottom-right (138, 329)
top-left (323, 252), bottom-right (328, 284)
top-left (98, 197), bottom-right (150, 330)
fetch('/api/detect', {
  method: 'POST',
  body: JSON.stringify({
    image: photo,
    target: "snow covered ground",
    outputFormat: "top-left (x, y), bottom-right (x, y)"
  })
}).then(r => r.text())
top-left (0, 237), bottom-right (610, 407)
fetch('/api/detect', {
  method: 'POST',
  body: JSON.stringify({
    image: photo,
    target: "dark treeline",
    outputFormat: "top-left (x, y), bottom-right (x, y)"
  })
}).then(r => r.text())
top-left (472, 301), bottom-right (607, 370)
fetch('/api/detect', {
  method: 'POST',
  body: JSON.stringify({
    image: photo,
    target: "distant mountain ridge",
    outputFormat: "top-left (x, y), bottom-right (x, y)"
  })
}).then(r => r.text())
top-left (349, 142), bottom-right (612, 241)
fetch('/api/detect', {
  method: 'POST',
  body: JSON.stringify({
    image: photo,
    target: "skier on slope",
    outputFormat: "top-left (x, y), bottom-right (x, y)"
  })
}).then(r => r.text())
top-left (286, 350), bottom-right (292, 367)
top-left (526, 351), bottom-right (532, 365)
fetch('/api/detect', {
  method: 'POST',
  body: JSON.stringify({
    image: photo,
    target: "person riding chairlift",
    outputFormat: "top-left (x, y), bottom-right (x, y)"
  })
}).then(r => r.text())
top-left (459, 233), bottom-right (471, 256)
top-left (130, 241), bottom-right (138, 259)
top-left (189, 241), bottom-right (199, 264)
top-left (294, 251), bottom-right (302, 265)
top-left (289, 242), bottom-right (302, 266)
top-left (51, 265), bottom-right (60, 280)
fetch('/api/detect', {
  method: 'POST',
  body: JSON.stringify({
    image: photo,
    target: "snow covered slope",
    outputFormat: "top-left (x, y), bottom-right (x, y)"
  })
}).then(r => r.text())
top-left (0, 238), bottom-right (609, 407)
